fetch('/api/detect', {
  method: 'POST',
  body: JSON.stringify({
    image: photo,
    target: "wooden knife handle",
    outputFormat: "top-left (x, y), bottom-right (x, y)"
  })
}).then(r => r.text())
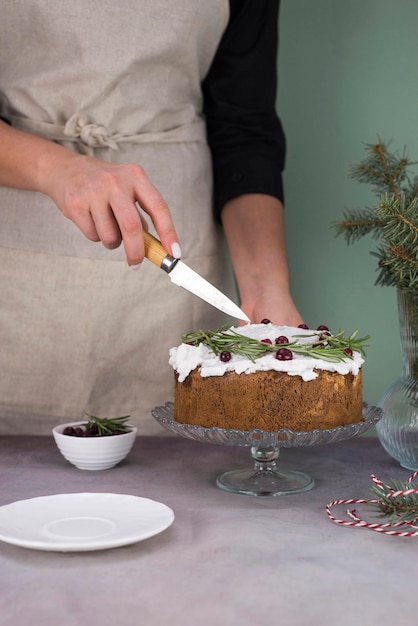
top-left (143, 230), bottom-right (179, 274)
top-left (143, 231), bottom-right (168, 268)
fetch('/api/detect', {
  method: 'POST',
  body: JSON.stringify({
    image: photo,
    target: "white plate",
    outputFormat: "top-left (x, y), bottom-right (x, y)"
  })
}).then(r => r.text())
top-left (0, 493), bottom-right (175, 552)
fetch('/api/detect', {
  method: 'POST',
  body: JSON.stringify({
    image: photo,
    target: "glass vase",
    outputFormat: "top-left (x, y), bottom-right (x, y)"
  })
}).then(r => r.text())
top-left (376, 289), bottom-right (418, 470)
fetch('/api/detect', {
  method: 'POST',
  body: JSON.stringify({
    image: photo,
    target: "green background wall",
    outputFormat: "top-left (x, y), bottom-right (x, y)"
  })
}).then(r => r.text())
top-left (277, 0), bottom-right (418, 409)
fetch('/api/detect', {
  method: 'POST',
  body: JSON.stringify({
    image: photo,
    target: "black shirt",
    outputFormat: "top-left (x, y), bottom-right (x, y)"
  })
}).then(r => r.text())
top-left (202, 0), bottom-right (285, 221)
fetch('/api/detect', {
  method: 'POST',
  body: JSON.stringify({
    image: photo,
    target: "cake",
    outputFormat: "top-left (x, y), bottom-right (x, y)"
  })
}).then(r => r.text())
top-left (168, 322), bottom-right (367, 432)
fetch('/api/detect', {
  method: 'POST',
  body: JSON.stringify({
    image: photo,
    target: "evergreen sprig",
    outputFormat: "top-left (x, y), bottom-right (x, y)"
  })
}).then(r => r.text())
top-left (349, 140), bottom-right (414, 198)
top-left (369, 478), bottom-right (418, 524)
top-left (182, 325), bottom-right (369, 363)
top-left (85, 414), bottom-right (131, 435)
top-left (334, 140), bottom-right (418, 291)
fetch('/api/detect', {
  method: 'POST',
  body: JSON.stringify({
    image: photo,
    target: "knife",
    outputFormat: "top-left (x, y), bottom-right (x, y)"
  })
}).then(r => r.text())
top-left (143, 231), bottom-right (250, 323)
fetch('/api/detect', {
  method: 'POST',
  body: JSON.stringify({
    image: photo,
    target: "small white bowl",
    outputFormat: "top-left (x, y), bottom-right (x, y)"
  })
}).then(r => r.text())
top-left (52, 421), bottom-right (137, 470)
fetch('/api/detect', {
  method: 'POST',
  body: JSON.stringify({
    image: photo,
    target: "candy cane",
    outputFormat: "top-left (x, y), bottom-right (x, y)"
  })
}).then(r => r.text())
top-left (326, 472), bottom-right (418, 537)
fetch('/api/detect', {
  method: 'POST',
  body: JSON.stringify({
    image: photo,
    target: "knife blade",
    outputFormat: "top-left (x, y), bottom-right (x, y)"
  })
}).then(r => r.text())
top-left (143, 231), bottom-right (250, 323)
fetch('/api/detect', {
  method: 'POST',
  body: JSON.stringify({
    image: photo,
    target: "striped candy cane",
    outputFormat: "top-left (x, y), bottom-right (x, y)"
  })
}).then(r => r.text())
top-left (326, 472), bottom-right (418, 537)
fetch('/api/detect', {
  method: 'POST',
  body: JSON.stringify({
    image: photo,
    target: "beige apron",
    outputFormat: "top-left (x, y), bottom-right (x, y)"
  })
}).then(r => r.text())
top-left (0, 0), bottom-right (236, 434)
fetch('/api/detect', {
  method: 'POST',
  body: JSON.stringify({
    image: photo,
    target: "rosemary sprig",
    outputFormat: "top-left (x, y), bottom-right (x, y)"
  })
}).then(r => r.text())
top-left (369, 478), bottom-right (418, 524)
top-left (85, 414), bottom-right (131, 436)
top-left (182, 326), bottom-right (369, 363)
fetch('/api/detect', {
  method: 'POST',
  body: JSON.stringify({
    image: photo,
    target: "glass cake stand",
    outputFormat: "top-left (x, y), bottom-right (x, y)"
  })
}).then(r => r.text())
top-left (152, 402), bottom-right (382, 497)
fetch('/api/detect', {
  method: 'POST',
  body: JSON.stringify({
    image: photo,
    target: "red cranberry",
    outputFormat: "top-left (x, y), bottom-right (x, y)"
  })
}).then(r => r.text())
top-left (317, 325), bottom-right (330, 332)
top-left (220, 351), bottom-right (232, 362)
top-left (320, 332), bottom-right (331, 339)
top-left (261, 338), bottom-right (272, 345)
top-left (344, 348), bottom-right (353, 357)
top-left (83, 426), bottom-right (99, 437)
top-left (63, 426), bottom-right (75, 436)
top-left (275, 348), bottom-right (293, 361)
top-left (260, 318), bottom-right (271, 324)
top-left (298, 324), bottom-right (309, 329)
top-left (313, 342), bottom-right (325, 348)
top-left (275, 335), bottom-right (289, 344)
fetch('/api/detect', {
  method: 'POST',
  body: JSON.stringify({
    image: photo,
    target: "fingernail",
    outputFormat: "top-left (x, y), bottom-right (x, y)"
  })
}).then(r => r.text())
top-left (171, 242), bottom-right (182, 259)
top-left (130, 263), bottom-right (142, 270)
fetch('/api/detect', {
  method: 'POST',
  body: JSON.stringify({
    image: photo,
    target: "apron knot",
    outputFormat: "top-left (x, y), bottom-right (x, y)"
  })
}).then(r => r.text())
top-left (64, 117), bottom-right (120, 150)
top-left (9, 114), bottom-right (207, 148)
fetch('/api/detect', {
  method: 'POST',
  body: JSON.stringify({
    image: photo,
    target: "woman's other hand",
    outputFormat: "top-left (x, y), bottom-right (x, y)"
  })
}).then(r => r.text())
top-left (221, 193), bottom-right (304, 327)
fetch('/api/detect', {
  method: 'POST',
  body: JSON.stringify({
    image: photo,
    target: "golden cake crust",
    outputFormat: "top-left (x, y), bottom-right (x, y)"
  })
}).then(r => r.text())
top-left (173, 368), bottom-right (363, 432)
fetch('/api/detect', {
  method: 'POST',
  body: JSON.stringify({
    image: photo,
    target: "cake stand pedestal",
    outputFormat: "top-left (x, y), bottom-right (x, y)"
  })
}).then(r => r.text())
top-left (152, 402), bottom-right (382, 497)
top-left (216, 444), bottom-right (313, 495)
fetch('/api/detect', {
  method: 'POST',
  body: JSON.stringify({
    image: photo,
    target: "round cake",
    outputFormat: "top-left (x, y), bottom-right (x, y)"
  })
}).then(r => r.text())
top-left (168, 322), bottom-right (366, 432)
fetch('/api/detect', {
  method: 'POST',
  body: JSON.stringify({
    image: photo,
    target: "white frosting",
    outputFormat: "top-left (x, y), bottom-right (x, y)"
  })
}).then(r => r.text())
top-left (169, 323), bottom-right (364, 383)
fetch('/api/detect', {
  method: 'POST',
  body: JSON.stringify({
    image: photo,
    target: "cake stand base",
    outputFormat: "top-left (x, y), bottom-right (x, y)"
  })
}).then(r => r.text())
top-left (215, 443), bottom-right (314, 496)
top-left (216, 467), bottom-right (314, 496)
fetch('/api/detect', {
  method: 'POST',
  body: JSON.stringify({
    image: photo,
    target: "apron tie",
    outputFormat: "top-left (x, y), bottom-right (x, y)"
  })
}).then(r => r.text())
top-left (65, 117), bottom-right (119, 150)
top-left (9, 114), bottom-right (207, 149)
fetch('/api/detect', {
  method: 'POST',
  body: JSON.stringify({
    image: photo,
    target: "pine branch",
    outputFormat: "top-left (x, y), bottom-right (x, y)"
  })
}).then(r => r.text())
top-left (369, 478), bottom-right (418, 524)
top-left (377, 194), bottom-right (418, 249)
top-left (334, 139), bottom-right (418, 291)
top-left (350, 140), bottom-right (412, 198)
top-left (333, 207), bottom-right (384, 244)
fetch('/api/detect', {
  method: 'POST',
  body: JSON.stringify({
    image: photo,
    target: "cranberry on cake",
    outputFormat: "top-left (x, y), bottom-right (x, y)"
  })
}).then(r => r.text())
top-left (168, 322), bottom-right (369, 432)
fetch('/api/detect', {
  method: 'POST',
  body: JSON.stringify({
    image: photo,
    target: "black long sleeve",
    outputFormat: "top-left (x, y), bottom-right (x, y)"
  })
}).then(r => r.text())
top-left (202, 0), bottom-right (286, 221)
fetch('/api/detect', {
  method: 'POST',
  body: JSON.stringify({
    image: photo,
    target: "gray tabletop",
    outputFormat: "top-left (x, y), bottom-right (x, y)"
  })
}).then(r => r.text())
top-left (0, 433), bottom-right (416, 626)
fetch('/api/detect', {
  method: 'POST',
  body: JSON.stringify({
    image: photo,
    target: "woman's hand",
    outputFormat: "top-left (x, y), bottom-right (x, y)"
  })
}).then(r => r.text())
top-left (0, 121), bottom-right (181, 265)
top-left (221, 193), bottom-right (304, 327)
top-left (239, 289), bottom-right (304, 328)
top-left (42, 153), bottom-right (181, 266)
